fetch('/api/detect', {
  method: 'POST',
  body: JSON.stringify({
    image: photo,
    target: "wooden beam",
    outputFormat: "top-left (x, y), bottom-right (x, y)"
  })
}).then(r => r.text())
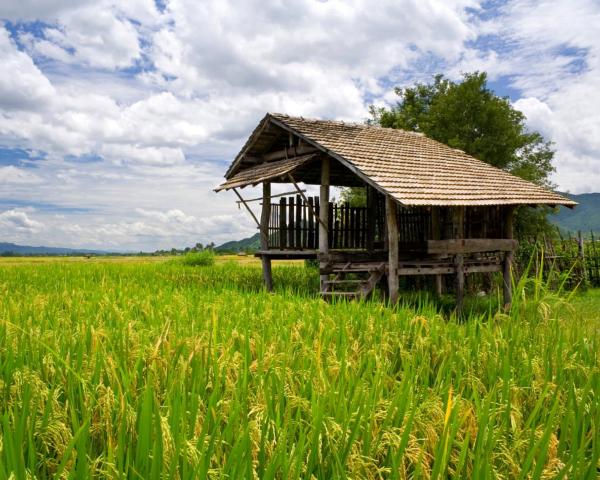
top-left (263, 144), bottom-right (319, 162)
top-left (233, 188), bottom-right (260, 227)
top-left (236, 189), bottom-right (306, 204)
top-left (319, 157), bottom-right (330, 292)
top-left (386, 196), bottom-right (399, 304)
top-left (427, 239), bottom-right (518, 254)
top-left (259, 183), bottom-right (274, 291)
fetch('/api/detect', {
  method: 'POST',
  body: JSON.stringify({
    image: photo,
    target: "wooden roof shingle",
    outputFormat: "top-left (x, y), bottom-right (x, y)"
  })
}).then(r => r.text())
top-left (223, 113), bottom-right (577, 207)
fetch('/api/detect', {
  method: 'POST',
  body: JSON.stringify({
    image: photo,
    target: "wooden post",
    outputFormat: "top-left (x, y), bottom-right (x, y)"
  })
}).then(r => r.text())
top-left (386, 196), bottom-right (399, 304)
top-left (260, 182), bottom-right (273, 291)
top-left (288, 196), bottom-right (294, 249)
top-left (308, 197), bottom-right (315, 249)
top-left (295, 194), bottom-right (302, 248)
top-left (503, 206), bottom-right (515, 309)
top-left (319, 157), bottom-right (330, 292)
top-left (279, 197), bottom-right (286, 249)
top-left (432, 206), bottom-right (443, 296)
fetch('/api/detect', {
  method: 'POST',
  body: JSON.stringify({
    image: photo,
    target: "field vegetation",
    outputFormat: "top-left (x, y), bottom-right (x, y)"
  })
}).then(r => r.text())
top-left (0, 257), bottom-right (598, 478)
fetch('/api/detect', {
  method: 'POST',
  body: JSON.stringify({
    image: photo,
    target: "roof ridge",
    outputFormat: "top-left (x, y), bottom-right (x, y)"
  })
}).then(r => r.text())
top-left (269, 112), bottom-right (425, 136)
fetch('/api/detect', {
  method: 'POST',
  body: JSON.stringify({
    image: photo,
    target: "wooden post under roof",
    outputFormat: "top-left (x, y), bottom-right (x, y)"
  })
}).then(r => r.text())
top-left (503, 206), bottom-right (515, 309)
top-left (260, 182), bottom-right (273, 291)
top-left (319, 157), bottom-right (330, 292)
top-left (431, 206), bottom-right (443, 296)
top-left (386, 195), bottom-right (399, 304)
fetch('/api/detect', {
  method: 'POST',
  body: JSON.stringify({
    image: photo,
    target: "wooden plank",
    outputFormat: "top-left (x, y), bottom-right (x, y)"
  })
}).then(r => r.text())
top-left (236, 189), bottom-right (305, 204)
top-left (295, 194), bottom-right (302, 248)
top-left (464, 264), bottom-right (502, 274)
top-left (288, 196), bottom-right (295, 249)
top-left (399, 267), bottom-right (455, 275)
top-left (313, 197), bottom-right (319, 248)
top-left (453, 206), bottom-right (465, 239)
top-left (279, 197), bottom-right (286, 249)
top-left (386, 196), bottom-right (399, 304)
top-left (308, 197), bottom-right (314, 249)
top-left (427, 238), bottom-right (518, 254)
top-left (255, 250), bottom-right (317, 259)
top-left (319, 157), bottom-right (330, 292)
top-left (288, 174), bottom-right (327, 231)
top-left (263, 144), bottom-right (319, 161)
top-left (260, 183), bottom-right (273, 291)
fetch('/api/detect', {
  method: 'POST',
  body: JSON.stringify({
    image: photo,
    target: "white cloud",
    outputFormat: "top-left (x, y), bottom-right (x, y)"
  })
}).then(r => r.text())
top-left (0, 28), bottom-right (55, 110)
top-left (0, 165), bottom-right (42, 184)
top-left (0, 209), bottom-right (44, 233)
top-left (0, 0), bottom-right (599, 248)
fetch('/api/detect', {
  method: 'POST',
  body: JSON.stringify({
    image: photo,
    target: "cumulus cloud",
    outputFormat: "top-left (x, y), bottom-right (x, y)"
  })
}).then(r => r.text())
top-left (0, 0), bottom-right (598, 248)
top-left (0, 28), bottom-right (55, 110)
top-left (457, 0), bottom-right (600, 192)
top-left (0, 209), bottom-right (43, 233)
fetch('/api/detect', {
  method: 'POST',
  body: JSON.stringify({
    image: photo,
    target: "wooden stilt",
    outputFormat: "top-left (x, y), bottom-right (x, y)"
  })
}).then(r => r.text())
top-left (503, 206), bottom-right (515, 309)
top-left (260, 182), bottom-right (273, 291)
top-left (319, 157), bottom-right (330, 293)
top-left (386, 196), bottom-right (399, 304)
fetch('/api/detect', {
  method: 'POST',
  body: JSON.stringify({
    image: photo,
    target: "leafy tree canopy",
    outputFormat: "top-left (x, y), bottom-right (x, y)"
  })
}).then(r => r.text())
top-left (362, 72), bottom-right (558, 237)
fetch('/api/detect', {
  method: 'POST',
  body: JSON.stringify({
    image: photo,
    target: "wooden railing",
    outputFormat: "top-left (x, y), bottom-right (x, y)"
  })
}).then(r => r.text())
top-left (267, 196), bottom-right (382, 250)
top-left (266, 195), bottom-right (437, 252)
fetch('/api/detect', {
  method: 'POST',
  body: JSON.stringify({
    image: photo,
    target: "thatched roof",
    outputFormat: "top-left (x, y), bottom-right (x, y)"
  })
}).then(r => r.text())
top-left (218, 113), bottom-right (576, 208)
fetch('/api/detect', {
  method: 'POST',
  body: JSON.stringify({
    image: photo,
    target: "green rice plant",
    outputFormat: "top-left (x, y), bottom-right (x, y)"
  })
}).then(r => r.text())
top-left (177, 250), bottom-right (215, 267)
top-left (0, 258), bottom-right (598, 478)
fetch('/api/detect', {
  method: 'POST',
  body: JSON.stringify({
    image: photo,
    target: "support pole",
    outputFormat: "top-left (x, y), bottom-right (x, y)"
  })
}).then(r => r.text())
top-left (386, 196), bottom-right (399, 305)
top-left (503, 206), bottom-right (515, 310)
top-left (319, 157), bottom-right (330, 293)
top-left (260, 182), bottom-right (273, 291)
top-left (432, 206), bottom-right (443, 296)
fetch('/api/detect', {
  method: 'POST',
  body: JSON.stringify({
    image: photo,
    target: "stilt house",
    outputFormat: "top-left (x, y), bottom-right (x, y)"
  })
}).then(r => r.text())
top-left (216, 113), bottom-right (576, 308)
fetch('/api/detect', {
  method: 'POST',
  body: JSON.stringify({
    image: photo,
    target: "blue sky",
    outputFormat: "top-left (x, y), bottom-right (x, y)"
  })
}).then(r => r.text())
top-left (0, 0), bottom-right (599, 250)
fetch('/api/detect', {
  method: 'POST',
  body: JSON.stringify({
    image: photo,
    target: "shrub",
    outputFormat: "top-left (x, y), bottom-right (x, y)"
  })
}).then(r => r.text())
top-left (179, 249), bottom-right (215, 267)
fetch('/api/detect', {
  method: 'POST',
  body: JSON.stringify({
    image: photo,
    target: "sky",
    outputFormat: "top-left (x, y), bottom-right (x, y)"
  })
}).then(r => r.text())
top-left (0, 0), bottom-right (599, 251)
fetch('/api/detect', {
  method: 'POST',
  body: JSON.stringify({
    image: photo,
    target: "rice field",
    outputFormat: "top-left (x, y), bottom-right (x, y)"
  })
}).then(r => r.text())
top-left (0, 257), bottom-right (598, 478)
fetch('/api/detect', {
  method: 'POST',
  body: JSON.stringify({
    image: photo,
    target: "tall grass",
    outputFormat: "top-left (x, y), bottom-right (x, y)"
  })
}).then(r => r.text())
top-left (0, 260), bottom-right (598, 478)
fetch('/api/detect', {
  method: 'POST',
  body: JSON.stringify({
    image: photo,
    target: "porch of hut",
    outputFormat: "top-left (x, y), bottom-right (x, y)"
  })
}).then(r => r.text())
top-left (215, 113), bottom-right (576, 309)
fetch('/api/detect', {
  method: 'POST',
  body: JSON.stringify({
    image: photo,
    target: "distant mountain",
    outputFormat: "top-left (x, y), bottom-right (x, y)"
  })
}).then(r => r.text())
top-left (550, 192), bottom-right (600, 235)
top-left (0, 242), bottom-right (110, 256)
top-left (215, 232), bottom-right (261, 253)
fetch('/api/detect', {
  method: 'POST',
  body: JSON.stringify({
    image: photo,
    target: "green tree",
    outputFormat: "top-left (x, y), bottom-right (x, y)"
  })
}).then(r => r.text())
top-left (367, 72), bottom-right (557, 238)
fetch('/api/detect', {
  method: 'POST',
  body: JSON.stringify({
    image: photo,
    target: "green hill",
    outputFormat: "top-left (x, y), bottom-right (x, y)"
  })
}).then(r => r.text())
top-left (550, 192), bottom-right (600, 235)
top-left (0, 242), bottom-right (110, 256)
top-left (215, 232), bottom-right (260, 253)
